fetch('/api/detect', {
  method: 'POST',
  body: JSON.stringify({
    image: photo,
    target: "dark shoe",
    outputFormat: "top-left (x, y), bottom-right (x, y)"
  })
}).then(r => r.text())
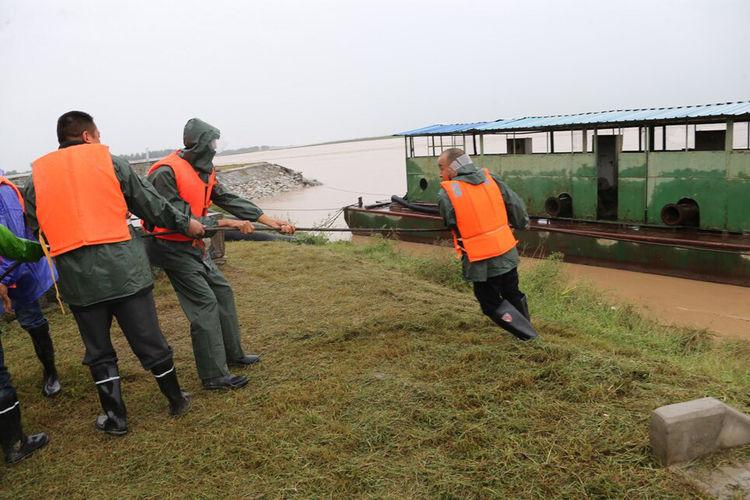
top-left (41, 372), bottom-right (61, 398)
top-left (228, 354), bottom-right (260, 367)
top-left (0, 389), bottom-right (49, 464)
top-left (490, 300), bottom-right (539, 342)
top-left (202, 374), bottom-right (249, 391)
top-left (90, 364), bottom-right (128, 436)
top-left (28, 324), bottom-right (61, 398)
top-left (151, 360), bottom-right (191, 417)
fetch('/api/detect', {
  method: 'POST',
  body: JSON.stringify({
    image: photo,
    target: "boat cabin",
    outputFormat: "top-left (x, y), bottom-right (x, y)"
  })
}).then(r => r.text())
top-left (399, 101), bottom-right (750, 233)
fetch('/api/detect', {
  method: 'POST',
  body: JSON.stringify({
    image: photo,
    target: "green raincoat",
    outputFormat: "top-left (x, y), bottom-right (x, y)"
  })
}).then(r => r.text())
top-left (437, 163), bottom-right (529, 282)
top-left (145, 119), bottom-right (262, 381)
top-left (24, 141), bottom-right (191, 307)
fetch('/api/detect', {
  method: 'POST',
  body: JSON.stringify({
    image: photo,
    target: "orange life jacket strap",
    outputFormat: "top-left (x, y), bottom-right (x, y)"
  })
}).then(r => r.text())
top-left (0, 177), bottom-right (25, 212)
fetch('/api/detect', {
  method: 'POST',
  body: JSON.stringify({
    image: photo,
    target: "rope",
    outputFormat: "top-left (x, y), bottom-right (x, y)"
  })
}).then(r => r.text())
top-left (318, 185), bottom-right (393, 197)
top-left (141, 225), bottom-right (449, 238)
top-left (38, 233), bottom-right (65, 314)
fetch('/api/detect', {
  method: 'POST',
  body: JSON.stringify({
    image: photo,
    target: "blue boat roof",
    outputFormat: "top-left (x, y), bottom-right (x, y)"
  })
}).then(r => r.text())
top-left (397, 100), bottom-right (750, 136)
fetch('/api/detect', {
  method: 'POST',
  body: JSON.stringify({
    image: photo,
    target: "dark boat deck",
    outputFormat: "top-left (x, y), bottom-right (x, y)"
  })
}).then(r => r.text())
top-left (351, 201), bottom-right (750, 252)
top-left (344, 201), bottom-right (750, 286)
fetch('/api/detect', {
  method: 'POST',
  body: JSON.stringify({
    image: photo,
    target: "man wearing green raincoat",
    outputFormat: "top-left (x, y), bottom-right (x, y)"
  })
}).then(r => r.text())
top-left (144, 118), bottom-right (295, 390)
top-left (0, 224), bottom-right (49, 464)
top-left (437, 148), bottom-right (537, 341)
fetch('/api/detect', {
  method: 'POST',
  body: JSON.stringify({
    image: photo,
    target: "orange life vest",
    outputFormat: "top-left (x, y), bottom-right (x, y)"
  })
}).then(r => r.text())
top-left (145, 151), bottom-right (216, 242)
top-left (441, 168), bottom-right (517, 262)
top-left (0, 177), bottom-right (25, 211)
top-left (31, 144), bottom-right (131, 257)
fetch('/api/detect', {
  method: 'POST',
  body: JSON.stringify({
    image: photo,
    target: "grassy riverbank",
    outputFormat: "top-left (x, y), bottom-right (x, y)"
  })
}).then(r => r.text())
top-left (2, 240), bottom-right (749, 497)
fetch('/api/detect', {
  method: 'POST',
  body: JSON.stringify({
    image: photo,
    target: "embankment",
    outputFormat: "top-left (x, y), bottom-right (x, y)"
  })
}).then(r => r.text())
top-left (4, 240), bottom-right (750, 497)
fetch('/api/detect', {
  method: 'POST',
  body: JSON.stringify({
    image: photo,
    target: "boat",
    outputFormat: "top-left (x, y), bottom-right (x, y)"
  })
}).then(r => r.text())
top-left (344, 100), bottom-right (750, 287)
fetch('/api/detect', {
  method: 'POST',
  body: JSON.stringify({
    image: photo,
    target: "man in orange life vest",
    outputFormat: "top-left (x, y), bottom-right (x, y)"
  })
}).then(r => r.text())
top-left (145, 118), bottom-right (295, 390)
top-left (437, 148), bottom-right (538, 341)
top-left (25, 111), bottom-right (205, 435)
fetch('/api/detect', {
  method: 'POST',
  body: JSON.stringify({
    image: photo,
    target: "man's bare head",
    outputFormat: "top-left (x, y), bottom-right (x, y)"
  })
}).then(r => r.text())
top-left (438, 148), bottom-right (469, 181)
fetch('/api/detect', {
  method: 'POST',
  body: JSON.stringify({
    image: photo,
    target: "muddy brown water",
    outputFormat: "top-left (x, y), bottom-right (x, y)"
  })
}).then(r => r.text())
top-left (217, 140), bottom-right (749, 340)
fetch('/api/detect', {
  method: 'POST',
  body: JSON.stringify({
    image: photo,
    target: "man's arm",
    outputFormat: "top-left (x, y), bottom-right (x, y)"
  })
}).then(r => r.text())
top-left (212, 180), bottom-right (295, 234)
top-left (0, 224), bottom-right (43, 262)
top-left (148, 166), bottom-right (219, 228)
top-left (491, 174), bottom-right (529, 230)
top-left (113, 157), bottom-right (202, 236)
top-left (23, 181), bottom-right (40, 237)
top-left (437, 187), bottom-right (457, 229)
top-left (210, 180), bottom-right (264, 222)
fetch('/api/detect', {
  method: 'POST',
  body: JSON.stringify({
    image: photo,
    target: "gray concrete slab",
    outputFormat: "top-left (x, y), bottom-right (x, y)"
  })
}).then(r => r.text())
top-left (651, 397), bottom-right (750, 466)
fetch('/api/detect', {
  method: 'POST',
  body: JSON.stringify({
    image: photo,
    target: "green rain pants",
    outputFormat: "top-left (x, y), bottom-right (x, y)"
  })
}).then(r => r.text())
top-left (146, 238), bottom-right (246, 381)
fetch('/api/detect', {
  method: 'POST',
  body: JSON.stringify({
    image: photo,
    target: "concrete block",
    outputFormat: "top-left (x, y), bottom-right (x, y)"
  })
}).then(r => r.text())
top-left (650, 397), bottom-right (750, 466)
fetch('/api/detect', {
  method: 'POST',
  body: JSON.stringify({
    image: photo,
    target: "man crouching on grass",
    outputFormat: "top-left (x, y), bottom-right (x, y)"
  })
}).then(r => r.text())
top-left (437, 148), bottom-right (538, 341)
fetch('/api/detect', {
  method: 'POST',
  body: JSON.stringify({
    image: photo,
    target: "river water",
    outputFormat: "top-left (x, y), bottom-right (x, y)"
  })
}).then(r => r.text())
top-left (214, 137), bottom-right (406, 235)
top-left (215, 138), bottom-right (750, 339)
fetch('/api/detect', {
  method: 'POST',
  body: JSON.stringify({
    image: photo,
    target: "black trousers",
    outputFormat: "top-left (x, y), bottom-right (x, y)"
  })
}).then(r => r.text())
top-left (70, 290), bottom-right (172, 371)
top-left (0, 336), bottom-right (13, 397)
top-left (472, 267), bottom-right (526, 317)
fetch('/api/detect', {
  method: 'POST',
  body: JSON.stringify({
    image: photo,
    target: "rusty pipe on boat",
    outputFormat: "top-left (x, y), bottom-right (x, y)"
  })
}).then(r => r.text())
top-left (544, 193), bottom-right (573, 218)
top-left (661, 199), bottom-right (699, 227)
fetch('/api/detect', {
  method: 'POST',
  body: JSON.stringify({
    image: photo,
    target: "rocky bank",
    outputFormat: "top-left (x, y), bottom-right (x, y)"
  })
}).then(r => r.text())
top-left (216, 162), bottom-right (321, 200)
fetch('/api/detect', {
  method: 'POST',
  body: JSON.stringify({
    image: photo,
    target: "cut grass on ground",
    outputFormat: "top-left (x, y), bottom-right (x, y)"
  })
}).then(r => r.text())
top-left (2, 239), bottom-right (749, 497)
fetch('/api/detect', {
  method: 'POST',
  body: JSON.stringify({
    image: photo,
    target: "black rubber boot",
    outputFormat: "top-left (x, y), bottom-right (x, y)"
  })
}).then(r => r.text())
top-left (151, 360), bottom-right (191, 417)
top-left (90, 364), bottom-right (128, 436)
top-left (228, 354), bottom-right (261, 367)
top-left (517, 295), bottom-right (531, 322)
top-left (27, 323), bottom-right (61, 397)
top-left (0, 389), bottom-right (49, 464)
top-left (490, 300), bottom-right (539, 342)
top-left (202, 374), bottom-right (249, 391)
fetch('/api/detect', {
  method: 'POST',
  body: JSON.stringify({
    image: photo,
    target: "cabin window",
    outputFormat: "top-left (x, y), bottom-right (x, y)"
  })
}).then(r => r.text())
top-left (586, 130), bottom-right (596, 152)
top-left (429, 135), bottom-right (466, 156)
top-left (650, 127), bottom-right (665, 151)
top-left (409, 137), bottom-right (430, 157)
top-left (733, 122), bottom-right (750, 150)
top-left (512, 132), bottom-right (548, 153)
top-left (621, 127), bottom-right (645, 152)
top-left (507, 138), bottom-right (533, 154)
top-left (571, 130), bottom-right (585, 152)
top-left (694, 123), bottom-right (726, 151)
top-left (665, 125), bottom-right (688, 151)
top-left (482, 134), bottom-right (508, 154)
top-left (552, 131), bottom-right (572, 152)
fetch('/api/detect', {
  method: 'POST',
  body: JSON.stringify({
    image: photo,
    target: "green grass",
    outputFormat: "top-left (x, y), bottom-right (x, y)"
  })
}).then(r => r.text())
top-left (2, 239), bottom-right (748, 497)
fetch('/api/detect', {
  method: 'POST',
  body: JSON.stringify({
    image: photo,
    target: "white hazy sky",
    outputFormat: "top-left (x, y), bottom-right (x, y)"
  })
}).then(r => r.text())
top-left (0, 0), bottom-right (748, 170)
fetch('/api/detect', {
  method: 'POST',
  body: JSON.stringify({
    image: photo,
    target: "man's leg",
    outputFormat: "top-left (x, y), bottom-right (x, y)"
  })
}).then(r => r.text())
top-left (476, 273), bottom-right (537, 341)
top-left (111, 291), bottom-right (190, 416)
top-left (164, 268), bottom-right (247, 389)
top-left (16, 302), bottom-right (60, 397)
top-left (473, 279), bottom-right (502, 318)
top-left (493, 267), bottom-right (530, 321)
top-left (0, 336), bottom-right (48, 463)
top-left (70, 304), bottom-right (127, 435)
top-left (204, 263), bottom-right (258, 366)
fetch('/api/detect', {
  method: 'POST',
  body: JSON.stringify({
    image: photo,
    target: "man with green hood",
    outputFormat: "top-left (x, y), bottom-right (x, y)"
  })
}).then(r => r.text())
top-left (144, 118), bottom-right (295, 390)
top-left (437, 148), bottom-right (538, 341)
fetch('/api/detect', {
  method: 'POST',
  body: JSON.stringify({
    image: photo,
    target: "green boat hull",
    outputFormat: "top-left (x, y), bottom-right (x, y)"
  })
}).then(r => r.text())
top-left (344, 204), bottom-right (750, 287)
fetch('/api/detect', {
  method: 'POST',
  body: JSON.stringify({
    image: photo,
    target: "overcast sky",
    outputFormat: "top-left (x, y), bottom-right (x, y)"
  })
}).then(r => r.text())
top-left (0, 0), bottom-right (747, 170)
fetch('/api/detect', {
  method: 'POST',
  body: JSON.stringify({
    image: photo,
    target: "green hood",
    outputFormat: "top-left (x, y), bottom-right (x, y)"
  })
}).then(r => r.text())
top-left (179, 118), bottom-right (220, 173)
top-left (452, 163), bottom-right (486, 185)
